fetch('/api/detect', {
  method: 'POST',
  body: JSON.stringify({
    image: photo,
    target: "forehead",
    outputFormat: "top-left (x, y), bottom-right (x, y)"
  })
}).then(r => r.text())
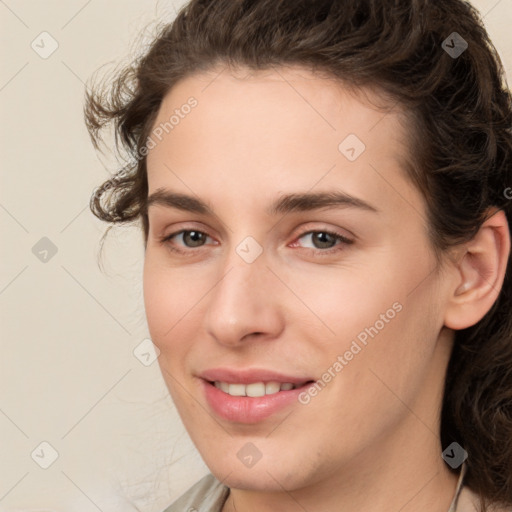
top-left (146, 65), bottom-right (417, 211)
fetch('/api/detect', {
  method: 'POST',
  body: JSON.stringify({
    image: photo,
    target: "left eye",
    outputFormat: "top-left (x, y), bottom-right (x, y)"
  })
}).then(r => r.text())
top-left (294, 230), bottom-right (351, 250)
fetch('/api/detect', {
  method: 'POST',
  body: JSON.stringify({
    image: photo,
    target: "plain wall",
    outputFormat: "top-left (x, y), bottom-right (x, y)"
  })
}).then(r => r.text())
top-left (0, 1), bottom-right (510, 510)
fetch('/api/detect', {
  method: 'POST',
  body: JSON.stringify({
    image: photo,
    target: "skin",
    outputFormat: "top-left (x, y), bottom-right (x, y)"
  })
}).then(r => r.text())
top-left (142, 65), bottom-right (509, 512)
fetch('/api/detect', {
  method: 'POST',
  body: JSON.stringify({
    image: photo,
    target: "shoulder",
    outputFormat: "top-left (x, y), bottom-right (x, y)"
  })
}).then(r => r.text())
top-left (161, 473), bottom-right (230, 512)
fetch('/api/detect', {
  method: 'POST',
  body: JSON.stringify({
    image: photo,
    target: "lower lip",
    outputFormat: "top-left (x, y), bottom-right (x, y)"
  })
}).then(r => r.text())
top-left (202, 380), bottom-right (311, 424)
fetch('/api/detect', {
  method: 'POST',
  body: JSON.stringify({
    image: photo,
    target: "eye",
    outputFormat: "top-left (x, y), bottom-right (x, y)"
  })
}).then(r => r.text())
top-left (159, 229), bottom-right (215, 252)
top-left (291, 229), bottom-right (353, 254)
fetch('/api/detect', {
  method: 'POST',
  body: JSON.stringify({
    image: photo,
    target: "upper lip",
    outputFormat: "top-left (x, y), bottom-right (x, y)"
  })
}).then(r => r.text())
top-left (199, 368), bottom-right (314, 385)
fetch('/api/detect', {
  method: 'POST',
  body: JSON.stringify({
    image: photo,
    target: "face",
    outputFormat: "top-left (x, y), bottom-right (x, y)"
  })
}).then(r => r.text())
top-left (143, 66), bottom-right (454, 491)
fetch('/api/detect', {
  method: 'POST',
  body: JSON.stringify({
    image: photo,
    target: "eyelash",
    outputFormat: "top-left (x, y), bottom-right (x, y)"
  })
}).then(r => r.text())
top-left (158, 228), bottom-right (353, 256)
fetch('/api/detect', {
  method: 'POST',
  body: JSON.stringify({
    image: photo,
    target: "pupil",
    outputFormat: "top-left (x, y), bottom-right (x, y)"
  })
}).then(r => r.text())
top-left (184, 231), bottom-right (205, 247)
top-left (314, 232), bottom-right (335, 249)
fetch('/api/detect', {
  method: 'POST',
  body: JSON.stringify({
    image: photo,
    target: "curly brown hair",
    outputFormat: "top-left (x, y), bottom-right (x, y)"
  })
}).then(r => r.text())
top-left (85, 0), bottom-right (512, 509)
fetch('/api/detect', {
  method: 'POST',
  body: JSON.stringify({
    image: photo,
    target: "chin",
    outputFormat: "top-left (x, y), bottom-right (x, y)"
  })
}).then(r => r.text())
top-left (198, 443), bottom-right (317, 491)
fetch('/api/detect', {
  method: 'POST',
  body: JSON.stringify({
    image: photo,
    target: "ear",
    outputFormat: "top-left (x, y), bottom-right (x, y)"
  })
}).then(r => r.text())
top-left (444, 209), bottom-right (511, 330)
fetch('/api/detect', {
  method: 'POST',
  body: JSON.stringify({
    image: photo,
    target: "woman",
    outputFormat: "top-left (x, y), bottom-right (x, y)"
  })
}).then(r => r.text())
top-left (85, 0), bottom-right (512, 510)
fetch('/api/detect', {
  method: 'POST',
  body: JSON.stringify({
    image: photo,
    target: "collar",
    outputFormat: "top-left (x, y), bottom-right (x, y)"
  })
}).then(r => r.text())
top-left (447, 462), bottom-right (467, 512)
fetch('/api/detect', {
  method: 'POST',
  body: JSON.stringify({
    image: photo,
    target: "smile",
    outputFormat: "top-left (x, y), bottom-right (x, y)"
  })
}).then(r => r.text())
top-left (200, 370), bottom-right (315, 423)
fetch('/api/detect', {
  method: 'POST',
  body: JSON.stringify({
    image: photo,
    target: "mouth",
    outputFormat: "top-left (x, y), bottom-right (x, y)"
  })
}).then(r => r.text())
top-left (198, 369), bottom-right (316, 423)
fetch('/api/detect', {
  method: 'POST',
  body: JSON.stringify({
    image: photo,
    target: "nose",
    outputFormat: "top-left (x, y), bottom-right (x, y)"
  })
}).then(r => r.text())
top-left (203, 254), bottom-right (285, 347)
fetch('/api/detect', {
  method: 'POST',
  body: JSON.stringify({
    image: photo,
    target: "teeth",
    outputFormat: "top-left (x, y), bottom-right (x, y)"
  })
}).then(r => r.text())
top-left (213, 381), bottom-right (298, 397)
top-left (246, 382), bottom-right (265, 397)
top-left (228, 383), bottom-right (246, 396)
top-left (214, 381), bottom-right (230, 392)
top-left (265, 382), bottom-right (281, 395)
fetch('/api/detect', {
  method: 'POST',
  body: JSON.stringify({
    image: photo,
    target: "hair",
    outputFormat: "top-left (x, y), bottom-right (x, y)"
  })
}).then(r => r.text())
top-left (84, 0), bottom-right (512, 509)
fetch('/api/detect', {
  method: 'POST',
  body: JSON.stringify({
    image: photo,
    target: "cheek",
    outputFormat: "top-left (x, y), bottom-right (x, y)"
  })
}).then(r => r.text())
top-left (296, 256), bottom-right (441, 392)
top-left (143, 258), bottom-right (187, 350)
top-left (142, 255), bottom-right (213, 375)
top-left (285, 263), bottom-right (402, 345)
top-left (143, 251), bottom-right (189, 320)
top-left (325, 277), bottom-right (442, 427)
top-left (143, 261), bottom-right (169, 341)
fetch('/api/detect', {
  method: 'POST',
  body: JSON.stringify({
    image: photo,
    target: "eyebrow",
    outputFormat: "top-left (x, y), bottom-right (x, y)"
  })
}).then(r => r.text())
top-left (145, 188), bottom-right (378, 216)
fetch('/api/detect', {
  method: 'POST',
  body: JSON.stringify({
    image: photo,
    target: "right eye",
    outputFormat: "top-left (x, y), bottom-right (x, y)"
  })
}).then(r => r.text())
top-left (160, 230), bottom-right (216, 252)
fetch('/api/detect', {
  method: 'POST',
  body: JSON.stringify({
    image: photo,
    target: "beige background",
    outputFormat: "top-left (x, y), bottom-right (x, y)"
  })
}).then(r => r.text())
top-left (0, 1), bottom-right (510, 510)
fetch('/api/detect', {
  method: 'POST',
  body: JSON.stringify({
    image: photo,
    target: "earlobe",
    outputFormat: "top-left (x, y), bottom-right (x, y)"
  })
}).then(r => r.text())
top-left (444, 209), bottom-right (510, 331)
